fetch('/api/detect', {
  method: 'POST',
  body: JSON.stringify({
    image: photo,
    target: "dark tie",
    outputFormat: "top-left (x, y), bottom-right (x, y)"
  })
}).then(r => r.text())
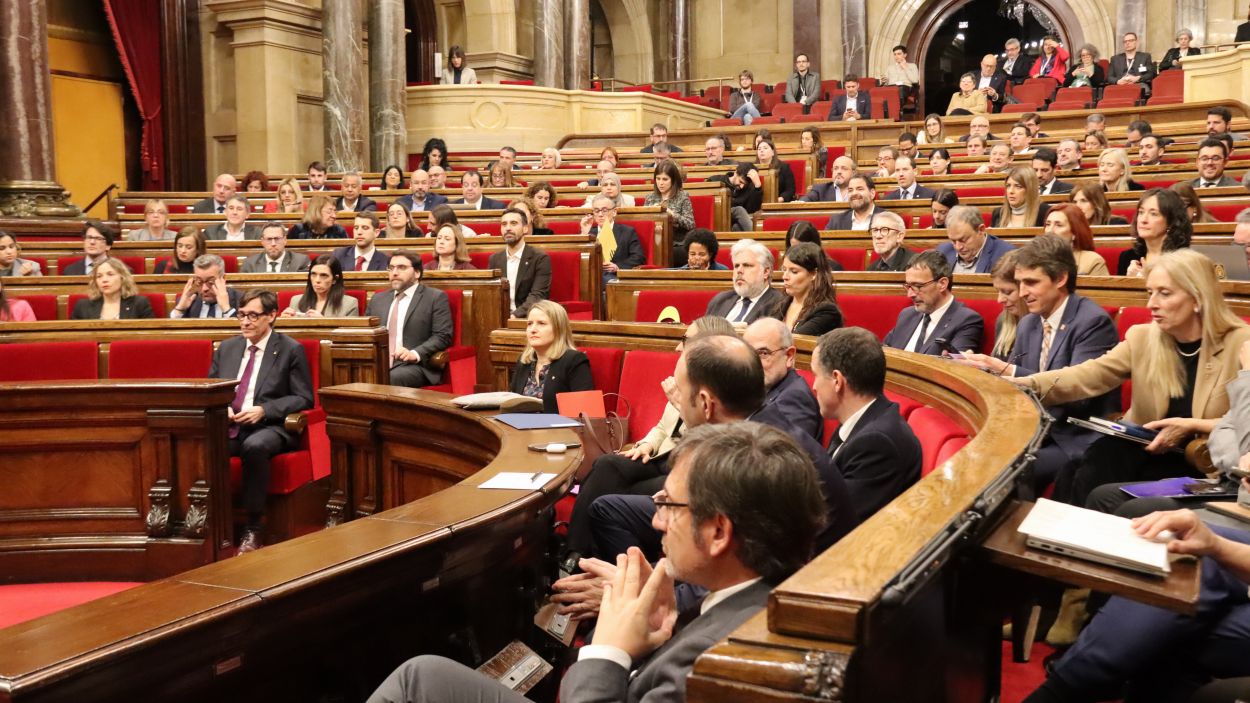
top-left (1201, 181), bottom-right (1217, 188)
top-left (899, 187), bottom-right (909, 199)
top-left (669, 418), bottom-right (684, 440)
top-left (356, 255), bottom-right (366, 271)
top-left (216, 204), bottom-right (224, 214)
top-left (228, 345), bottom-right (259, 439)
top-left (206, 302), bottom-right (218, 319)
top-left (914, 313), bottom-right (931, 350)
top-left (827, 432), bottom-right (844, 458)
top-left (269, 260), bottom-right (279, 273)
top-left (733, 296), bottom-right (752, 322)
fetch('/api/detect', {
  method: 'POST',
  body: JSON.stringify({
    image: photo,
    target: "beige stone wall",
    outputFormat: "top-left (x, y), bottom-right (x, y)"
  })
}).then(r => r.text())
top-left (1186, 44), bottom-right (1250, 104)
top-left (689, 0), bottom-right (795, 90)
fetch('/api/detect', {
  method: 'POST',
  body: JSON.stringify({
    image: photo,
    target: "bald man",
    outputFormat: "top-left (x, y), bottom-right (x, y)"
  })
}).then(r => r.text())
top-left (192, 173), bottom-right (238, 214)
top-left (975, 53), bottom-right (1008, 108)
top-left (798, 155), bottom-right (856, 202)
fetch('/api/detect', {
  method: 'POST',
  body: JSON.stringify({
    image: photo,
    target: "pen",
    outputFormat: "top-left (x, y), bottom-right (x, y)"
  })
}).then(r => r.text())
top-left (530, 469), bottom-right (544, 482)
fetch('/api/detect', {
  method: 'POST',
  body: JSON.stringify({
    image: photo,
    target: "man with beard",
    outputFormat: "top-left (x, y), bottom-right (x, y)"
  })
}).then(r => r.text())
top-left (798, 155), bottom-right (856, 202)
top-left (826, 173), bottom-right (881, 230)
top-left (704, 239), bottom-right (784, 323)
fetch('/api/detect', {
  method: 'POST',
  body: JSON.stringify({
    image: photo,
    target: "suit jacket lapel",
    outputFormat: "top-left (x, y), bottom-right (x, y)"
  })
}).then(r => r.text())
top-left (1043, 295), bottom-right (1082, 371)
top-left (402, 285), bottom-right (425, 328)
top-left (252, 335), bottom-right (281, 399)
top-left (1193, 336), bottom-right (1224, 418)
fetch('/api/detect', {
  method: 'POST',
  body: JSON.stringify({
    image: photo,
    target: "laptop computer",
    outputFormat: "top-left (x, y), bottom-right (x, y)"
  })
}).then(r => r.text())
top-left (1018, 498), bottom-right (1172, 576)
top-left (1193, 244), bottom-right (1250, 282)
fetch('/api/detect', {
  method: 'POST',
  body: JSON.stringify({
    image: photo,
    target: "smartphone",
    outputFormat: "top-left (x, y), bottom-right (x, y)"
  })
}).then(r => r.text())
top-left (934, 337), bottom-right (965, 359)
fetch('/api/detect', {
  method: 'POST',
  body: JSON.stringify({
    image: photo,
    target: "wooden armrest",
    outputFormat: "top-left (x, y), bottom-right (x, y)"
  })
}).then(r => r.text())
top-left (1185, 436), bottom-right (1215, 474)
top-left (429, 351), bottom-right (448, 370)
top-left (284, 413), bottom-right (308, 433)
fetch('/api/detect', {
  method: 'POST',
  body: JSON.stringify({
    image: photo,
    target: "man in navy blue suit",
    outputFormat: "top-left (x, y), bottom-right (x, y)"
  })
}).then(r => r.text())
top-left (812, 326), bottom-right (922, 524)
top-left (743, 317), bottom-right (823, 441)
top-left (954, 234), bottom-right (1117, 495)
top-left (394, 169), bottom-right (448, 213)
top-left (332, 212), bottom-right (390, 273)
top-left (882, 250), bottom-right (984, 357)
top-left (827, 75), bottom-right (871, 121)
top-left (879, 156), bottom-right (936, 201)
top-left (937, 205), bottom-right (1016, 274)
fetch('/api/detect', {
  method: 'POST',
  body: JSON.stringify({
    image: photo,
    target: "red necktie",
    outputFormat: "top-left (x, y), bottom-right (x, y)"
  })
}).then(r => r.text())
top-left (356, 255), bottom-right (366, 271)
top-left (229, 345), bottom-right (259, 439)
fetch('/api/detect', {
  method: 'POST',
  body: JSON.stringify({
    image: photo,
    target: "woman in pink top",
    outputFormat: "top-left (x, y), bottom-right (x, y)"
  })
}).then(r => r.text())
top-left (0, 278), bottom-right (36, 321)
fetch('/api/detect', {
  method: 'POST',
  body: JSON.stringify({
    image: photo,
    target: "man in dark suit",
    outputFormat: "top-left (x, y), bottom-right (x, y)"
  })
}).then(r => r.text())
top-left (452, 169), bottom-right (506, 210)
top-left (867, 211), bottom-right (918, 272)
top-left (704, 239), bottom-right (785, 323)
top-left (639, 122), bottom-right (684, 153)
top-left (880, 156), bottom-right (936, 201)
top-left (204, 195), bottom-right (260, 241)
top-left (1237, 13), bottom-right (1250, 42)
top-left (883, 250), bottom-right (984, 356)
top-left (1192, 138), bottom-right (1240, 188)
top-left (209, 288), bottom-right (313, 552)
top-left (191, 173), bottom-right (237, 214)
top-left (827, 75), bottom-right (871, 121)
top-left (332, 212), bottom-right (390, 273)
top-left (812, 327), bottom-right (922, 523)
top-left (170, 254), bottom-right (243, 319)
top-left (938, 204), bottom-right (1016, 274)
top-left (957, 114), bottom-right (998, 143)
top-left (825, 173), bottom-right (881, 230)
top-left (955, 235), bottom-right (1118, 496)
top-left (334, 171), bottom-right (377, 213)
top-left (364, 249), bottom-right (453, 388)
top-left (975, 54), bottom-right (1009, 108)
top-left (394, 170), bottom-right (448, 213)
top-left (489, 208), bottom-right (551, 318)
top-left (582, 195), bottom-right (646, 284)
top-left (1032, 148), bottom-right (1074, 195)
top-left (60, 220), bottom-right (116, 276)
top-left (743, 317), bottom-right (823, 441)
top-left (798, 155), bottom-right (856, 202)
top-left (1108, 32), bottom-right (1156, 92)
top-left (367, 421), bottom-right (827, 703)
top-left (240, 224), bottom-right (311, 273)
top-left (998, 38), bottom-right (1030, 85)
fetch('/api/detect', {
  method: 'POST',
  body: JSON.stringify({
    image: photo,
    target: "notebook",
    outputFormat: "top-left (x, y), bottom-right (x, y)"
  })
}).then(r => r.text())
top-left (556, 391), bottom-right (606, 419)
top-left (1017, 498), bottom-right (1172, 576)
top-left (493, 413), bottom-right (582, 430)
top-left (1120, 477), bottom-right (1239, 500)
top-left (1068, 416), bottom-right (1166, 448)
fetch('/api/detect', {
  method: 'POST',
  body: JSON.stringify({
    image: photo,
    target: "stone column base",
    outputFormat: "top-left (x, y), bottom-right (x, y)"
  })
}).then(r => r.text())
top-left (0, 180), bottom-right (81, 218)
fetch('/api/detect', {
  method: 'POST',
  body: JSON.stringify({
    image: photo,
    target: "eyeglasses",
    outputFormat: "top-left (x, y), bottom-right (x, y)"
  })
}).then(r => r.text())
top-left (387, 264), bottom-right (413, 272)
top-left (592, 207), bottom-right (616, 215)
top-left (902, 279), bottom-right (938, 293)
top-left (237, 311), bottom-right (271, 322)
top-left (652, 490), bottom-right (690, 515)
top-left (870, 227), bottom-right (902, 237)
top-left (754, 347), bottom-right (785, 360)
top-left (84, 235), bottom-right (108, 243)
top-left (1198, 155), bottom-right (1225, 163)
top-left (193, 277), bottom-right (221, 287)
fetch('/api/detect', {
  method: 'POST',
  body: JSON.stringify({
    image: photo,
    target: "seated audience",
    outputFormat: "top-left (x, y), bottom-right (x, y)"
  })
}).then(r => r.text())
top-left (727, 69), bottom-right (762, 125)
top-left (1136, 134), bottom-right (1167, 166)
top-left (959, 114), bottom-right (996, 143)
top-left (1108, 31), bottom-right (1156, 90)
top-left (1207, 105), bottom-right (1247, 141)
top-left (281, 255), bottom-right (359, 317)
top-left (767, 242), bottom-right (843, 336)
top-left (947, 72), bottom-right (988, 116)
top-left (647, 160), bottom-right (695, 264)
top-left (1021, 112), bottom-right (1047, 138)
top-left (1118, 188), bottom-right (1193, 276)
top-left (333, 212), bottom-right (390, 273)
top-left (62, 221), bottom-right (121, 276)
top-left (241, 224), bottom-right (310, 273)
top-left (127, 199), bottom-right (177, 241)
top-left (999, 37), bottom-right (1030, 84)
top-left (974, 143), bottom-right (1013, 175)
top-left (1064, 44), bottom-right (1105, 88)
top-left (756, 139), bottom-right (796, 202)
top-left (306, 161), bottom-right (329, 192)
top-left (0, 231), bottom-right (41, 276)
top-left (70, 258), bottom-right (154, 320)
top-left (974, 54), bottom-right (1007, 109)
top-left (785, 221), bottom-right (824, 252)
top-left (992, 166), bottom-right (1050, 228)
top-left (1160, 28), bottom-right (1201, 71)
top-left (1057, 138), bottom-right (1084, 171)
top-left (1098, 148), bottom-right (1144, 192)
top-left (679, 228), bottom-right (728, 271)
top-left (288, 194), bottom-right (347, 239)
top-left (507, 301), bottom-right (592, 412)
top-left (581, 194), bottom-right (645, 284)
top-left (1071, 181), bottom-right (1128, 226)
top-left (334, 171), bottom-right (377, 213)
top-left (1029, 34), bottom-right (1069, 81)
top-left (582, 173), bottom-right (635, 208)
top-left (155, 227), bottom-right (205, 275)
top-left (1083, 130), bottom-right (1109, 154)
top-left (241, 170), bottom-right (267, 193)
top-left (510, 197), bottom-right (553, 236)
top-left (576, 159), bottom-right (616, 188)
top-left (599, 146), bottom-right (620, 167)
top-left (204, 195), bottom-right (259, 241)
top-left (752, 128), bottom-right (774, 151)
top-left (783, 52), bottom-right (821, 111)
top-left (928, 148), bottom-right (952, 176)
top-left (452, 169), bottom-right (506, 210)
top-left (1043, 204), bottom-right (1110, 276)
top-left (899, 131), bottom-right (920, 161)
top-left (798, 155), bottom-right (855, 202)
top-left (720, 162), bottom-right (763, 231)
top-left (377, 420), bottom-right (828, 703)
top-left (431, 223), bottom-right (475, 271)
top-left (211, 288), bottom-right (314, 553)
top-left (440, 45), bottom-right (476, 85)
top-left (744, 317), bottom-right (824, 438)
top-left (875, 146), bottom-right (898, 178)
top-left (813, 327), bottom-right (923, 524)
top-left (881, 155), bottom-right (936, 201)
top-left (886, 44), bottom-right (920, 103)
top-left (867, 210), bottom-right (918, 271)
top-left (191, 173), bottom-right (237, 214)
top-left (940, 204), bottom-right (1016, 273)
top-left (524, 181), bottom-right (558, 209)
top-left (364, 249), bottom-right (453, 388)
top-left (378, 165), bottom-right (404, 191)
top-left (1033, 147), bottom-right (1074, 195)
top-left (0, 278), bottom-right (36, 321)
top-left (1193, 137), bottom-right (1239, 188)
top-left (427, 204), bottom-right (477, 238)
top-left (956, 235), bottom-right (1119, 494)
top-left (1125, 120), bottom-right (1153, 147)
top-left (918, 113), bottom-right (953, 145)
top-left (395, 169), bottom-right (448, 213)
top-left (826, 173), bottom-right (880, 231)
top-left (383, 202), bottom-right (420, 238)
top-left (171, 254), bottom-right (241, 319)
top-left (988, 251), bottom-right (1027, 361)
top-left (1008, 123), bottom-right (1034, 155)
top-left (705, 239), bottom-right (784, 323)
top-left (264, 177), bottom-right (304, 214)
top-left (490, 207), bottom-right (551, 319)
top-left (488, 161), bottom-right (516, 188)
top-left (801, 127), bottom-right (828, 175)
top-left (427, 164), bottom-right (447, 189)
top-left (829, 75), bottom-right (871, 121)
top-left (883, 250), bottom-right (984, 355)
top-left (639, 123), bottom-right (682, 154)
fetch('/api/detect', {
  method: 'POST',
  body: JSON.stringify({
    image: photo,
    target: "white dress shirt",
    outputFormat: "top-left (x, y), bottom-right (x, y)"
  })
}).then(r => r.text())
top-left (388, 281), bottom-right (420, 354)
top-left (729, 288), bottom-right (770, 320)
top-left (904, 295), bottom-right (954, 352)
top-left (1007, 294), bottom-right (1069, 377)
top-left (236, 330), bottom-right (272, 410)
top-left (506, 244), bottom-right (525, 311)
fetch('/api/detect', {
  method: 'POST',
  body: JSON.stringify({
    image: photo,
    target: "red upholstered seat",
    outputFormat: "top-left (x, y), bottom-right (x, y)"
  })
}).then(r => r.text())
top-left (634, 289), bottom-right (717, 323)
top-left (1095, 247), bottom-right (1128, 275)
top-left (617, 350), bottom-right (680, 443)
top-left (752, 115), bottom-right (784, 125)
top-left (108, 339), bottom-right (214, 378)
top-left (867, 89), bottom-right (901, 121)
top-left (1046, 100), bottom-right (1088, 112)
top-left (771, 103), bottom-right (806, 122)
top-left (428, 289), bottom-right (477, 394)
top-left (761, 215), bottom-right (826, 231)
top-left (954, 186), bottom-right (1005, 199)
top-left (1116, 306), bottom-right (1151, 341)
top-left (884, 389), bottom-right (922, 420)
top-left (473, 221), bottom-right (503, 237)
top-left (67, 292), bottom-right (166, 318)
top-left (959, 298), bottom-right (1003, 355)
top-left (0, 341), bottom-right (99, 381)
top-left (582, 346), bottom-right (626, 412)
top-left (687, 194), bottom-right (715, 230)
top-left (1097, 97), bottom-right (1138, 109)
top-left (619, 219), bottom-right (656, 265)
top-left (1146, 94), bottom-right (1183, 106)
top-left (0, 582), bottom-right (143, 630)
top-left (469, 251), bottom-right (492, 270)
top-left (909, 406), bottom-right (968, 476)
top-left (934, 436), bottom-right (971, 469)
top-left (824, 248), bottom-right (867, 271)
top-left (14, 295), bottom-right (56, 321)
top-left (547, 221), bottom-right (581, 235)
top-left (547, 250), bottom-right (593, 320)
top-left (1001, 102), bottom-right (1038, 114)
top-left (1054, 87), bottom-right (1093, 105)
top-left (1206, 204), bottom-right (1248, 223)
top-left (56, 256), bottom-right (147, 276)
top-left (839, 294), bottom-right (912, 340)
top-left (783, 158), bottom-right (808, 199)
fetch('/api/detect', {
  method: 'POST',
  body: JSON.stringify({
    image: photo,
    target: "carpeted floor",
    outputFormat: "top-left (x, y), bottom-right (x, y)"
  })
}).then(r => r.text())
top-left (1001, 641), bottom-right (1058, 703)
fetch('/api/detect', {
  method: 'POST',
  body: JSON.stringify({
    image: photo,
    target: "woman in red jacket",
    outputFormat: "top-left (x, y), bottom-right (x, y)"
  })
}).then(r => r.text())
top-left (1030, 34), bottom-right (1070, 82)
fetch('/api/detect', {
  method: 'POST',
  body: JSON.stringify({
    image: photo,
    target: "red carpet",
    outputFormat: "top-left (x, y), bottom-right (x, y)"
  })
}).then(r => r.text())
top-left (0, 582), bottom-right (142, 630)
top-left (1001, 641), bottom-right (1057, 703)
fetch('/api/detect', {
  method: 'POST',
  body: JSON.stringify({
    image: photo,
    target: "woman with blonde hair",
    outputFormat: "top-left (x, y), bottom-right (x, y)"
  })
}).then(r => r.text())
top-left (288, 194), bottom-right (346, 239)
top-left (1098, 148), bottom-right (1144, 192)
top-left (992, 166), bottom-right (1049, 228)
top-left (70, 258), bottom-right (154, 319)
top-left (264, 177), bottom-right (305, 214)
top-left (432, 223), bottom-right (476, 271)
top-left (128, 199), bottom-right (177, 241)
top-left (1014, 248), bottom-right (1250, 507)
top-left (989, 250), bottom-right (1027, 360)
top-left (507, 301), bottom-right (593, 413)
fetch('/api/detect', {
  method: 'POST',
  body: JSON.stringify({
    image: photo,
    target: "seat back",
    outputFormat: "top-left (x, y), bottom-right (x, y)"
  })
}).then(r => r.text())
top-left (14, 295), bottom-right (57, 321)
top-left (617, 350), bottom-right (680, 442)
top-left (839, 294), bottom-right (913, 340)
top-left (771, 103), bottom-right (806, 122)
top-left (634, 289), bottom-right (717, 323)
top-left (108, 339), bottom-right (214, 379)
top-left (908, 406), bottom-right (968, 476)
top-left (867, 89), bottom-right (901, 121)
top-left (1116, 306), bottom-right (1152, 341)
top-left (547, 250), bottom-right (585, 306)
top-left (619, 219), bottom-right (656, 265)
top-left (582, 346), bottom-right (626, 412)
top-left (824, 248), bottom-right (867, 272)
top-left (442, 289), bottom-right (465, 344)
top-left (1001, 102), bottom-right (1038, 114)
top-left (958, 298), bottom-right (1003, 355)
top-left (0, 341), bottom-right (99, 381)
top-left (1095, 246), bottom-right (1128, 276)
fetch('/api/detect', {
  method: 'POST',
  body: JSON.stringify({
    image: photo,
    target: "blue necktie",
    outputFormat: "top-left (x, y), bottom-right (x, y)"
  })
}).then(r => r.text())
top-left (733, 297), bottom-right (751, 322)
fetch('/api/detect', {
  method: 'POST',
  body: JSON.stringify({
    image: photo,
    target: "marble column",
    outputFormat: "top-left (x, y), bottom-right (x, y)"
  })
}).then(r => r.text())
top-left (565, 0), bottom-right (591, 90)
top-left (793, 0), bottom-right (821, 73)
top-left (324, 0), bottom-right (368, 172)
top-left (369, 0), bottom-right (407, 170)
top-left (671, 0), bottom-right (691, 87)
top-left (1175, 0), bottom-right (1207, 44)
top-left (1115, 0), bottom-right (1146, 47)
top-left (534, 0), bottom-right (566, 88)
top-left (0, 2), bottom-right (79, 217)
top-left (841, 0), bottom-right (867, 78)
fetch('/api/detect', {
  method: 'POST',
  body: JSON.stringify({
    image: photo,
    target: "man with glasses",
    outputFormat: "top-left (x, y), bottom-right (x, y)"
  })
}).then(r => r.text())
top-left (939, 204), bottom-right (1015, 274)
top-left (1192, 137), bottom-right (1239, 188)
top-left (958, 114), bottom-right (998, 143)
top-left (866, 211), bottom-right (917, 271)
top-left (580, 194), bottom-right (645, 285)
top-left (883, 249), bottom-right (984, 356)
top-left (364, 249), bottom-right (453, 388)
top-left (240, 224), bottom-right (310, 273)
top-left (209, 288), bottom-right (313, 553)
top-left (60, 220), bottom-right (119, 275)
top-left (639, 122), bottom-right (683, 154)
top-left (171, 254), bottom-right (242, 319)
top-left (811, 327), bottom-right (922, 523)
top-left (742, 317), bottom-right (822, 440)
top-left (873, 146), bottom-right (898, 179)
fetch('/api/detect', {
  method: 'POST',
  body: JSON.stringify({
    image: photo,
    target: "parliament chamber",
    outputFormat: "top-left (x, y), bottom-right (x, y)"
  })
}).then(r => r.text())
top-left (5, 1), bottom-right (1250, 701)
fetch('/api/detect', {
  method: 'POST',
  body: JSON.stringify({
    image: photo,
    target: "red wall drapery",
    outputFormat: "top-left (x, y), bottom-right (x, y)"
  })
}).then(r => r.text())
top-left (103, 0), bottom-right (165, 190)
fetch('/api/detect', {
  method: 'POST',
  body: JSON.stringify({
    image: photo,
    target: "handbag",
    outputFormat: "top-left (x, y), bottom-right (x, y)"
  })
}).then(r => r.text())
top-left (573, 393), bottom-right (631, 482)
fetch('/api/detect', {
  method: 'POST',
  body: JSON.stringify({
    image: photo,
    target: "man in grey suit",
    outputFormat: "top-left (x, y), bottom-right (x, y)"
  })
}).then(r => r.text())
top-left (488, 208), bottom-right (552, 319)
top-left (170, 254), bottom-right (243, 319)
top-left (191, 173), bottom-right (237, 214)
top-left (782, 52), bottom-right (820, 112)
top-left (365, 250), bottom-right (453, 388)
top-left (704, 239), bottom-right (784, 323)
top-left (240, 224), bottom-right (311, 274)
top-left (883, 250), bottom-right (984, 356)
top-left (204, 195), bottom-right (260, 241)
top-left (366, 421), bottom-right (827, 703)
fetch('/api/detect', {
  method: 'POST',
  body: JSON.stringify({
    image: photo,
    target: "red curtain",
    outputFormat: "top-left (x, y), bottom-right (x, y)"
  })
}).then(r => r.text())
top-left (103, 0), bottom-right (165, 190)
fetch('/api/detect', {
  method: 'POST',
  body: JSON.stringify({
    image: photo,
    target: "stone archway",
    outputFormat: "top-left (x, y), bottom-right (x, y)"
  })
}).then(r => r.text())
top-left (595, 0), bottom-right (654, 84)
